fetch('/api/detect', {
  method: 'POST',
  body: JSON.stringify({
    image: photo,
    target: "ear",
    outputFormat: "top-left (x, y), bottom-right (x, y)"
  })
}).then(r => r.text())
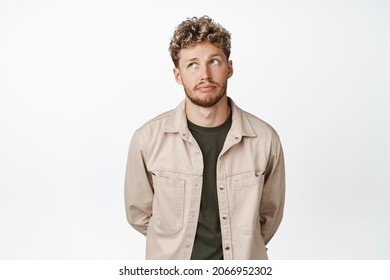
top-left (227, 60), bottom-right (233, 79)
top-left (173, 67), bottom-right (183, 85)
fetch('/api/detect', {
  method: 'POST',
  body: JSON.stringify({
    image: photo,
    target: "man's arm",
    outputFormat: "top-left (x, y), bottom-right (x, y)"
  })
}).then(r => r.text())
top-left (259, 133), bottom-right (286, 245)
top-left (124, 130), bottom-right (153, 236)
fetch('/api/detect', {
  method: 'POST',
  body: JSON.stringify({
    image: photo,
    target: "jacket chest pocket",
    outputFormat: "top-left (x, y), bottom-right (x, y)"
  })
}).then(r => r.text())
top-left (152, 175), bottom-right (185, 233)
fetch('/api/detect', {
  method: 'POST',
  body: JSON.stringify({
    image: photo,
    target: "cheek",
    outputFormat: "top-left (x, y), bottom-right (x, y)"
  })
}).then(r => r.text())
top-left (181, 73), bottom-right (197, 86)
top-left (214, 70), bottom-right (228, 81)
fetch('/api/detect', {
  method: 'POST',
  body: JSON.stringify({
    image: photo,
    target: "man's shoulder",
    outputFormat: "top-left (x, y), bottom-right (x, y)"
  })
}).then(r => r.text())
top-left (245, 111), bottom-right (275, 130)
top-left (239, 109), bottom-right (283, 151)
top-left (136, 108), bottom-right (174, 133)
top-left (236, 105), bottom-right (279, 137)
top-left (144, 109), bottom-right (175, 126)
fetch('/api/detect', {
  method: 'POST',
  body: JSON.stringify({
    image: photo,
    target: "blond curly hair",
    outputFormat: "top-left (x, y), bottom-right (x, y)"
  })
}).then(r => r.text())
top-left (169, 16), bottom-right (231, 67)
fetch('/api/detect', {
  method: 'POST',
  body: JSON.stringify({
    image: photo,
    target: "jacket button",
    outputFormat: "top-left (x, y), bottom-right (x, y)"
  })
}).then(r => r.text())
top-left (222, 215), bottom-right (227, 220)
top-left (224, 245), bottom-right (230, 250)
top-left (219, 185), bottom-right (225, 190)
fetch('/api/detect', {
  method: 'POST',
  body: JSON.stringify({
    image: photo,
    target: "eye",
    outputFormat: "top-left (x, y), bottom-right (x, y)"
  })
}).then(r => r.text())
top-left (210, 59), bottom-right (220, 65)
top-left (187, 62), bottom-right (197, 69)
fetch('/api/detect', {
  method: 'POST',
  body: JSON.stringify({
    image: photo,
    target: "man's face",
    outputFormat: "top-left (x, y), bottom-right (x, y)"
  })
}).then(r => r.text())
top-left (174, 42), bottom-right (233, 107)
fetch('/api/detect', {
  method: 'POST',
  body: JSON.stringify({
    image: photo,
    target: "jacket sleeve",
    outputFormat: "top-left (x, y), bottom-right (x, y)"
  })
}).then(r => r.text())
top-left (124, 129), bottom-right (153, 236)
top-left (259, 133), bottom-right (286, 245)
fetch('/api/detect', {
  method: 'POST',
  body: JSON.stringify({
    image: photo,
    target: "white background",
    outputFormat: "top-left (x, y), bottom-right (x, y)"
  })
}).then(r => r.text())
top-left (0, 0), bottom-right (389, 259)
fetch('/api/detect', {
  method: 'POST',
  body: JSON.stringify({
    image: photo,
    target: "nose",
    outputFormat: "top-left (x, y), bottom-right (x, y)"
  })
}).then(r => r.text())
top-left (200, 64), bottom-right (211, 81)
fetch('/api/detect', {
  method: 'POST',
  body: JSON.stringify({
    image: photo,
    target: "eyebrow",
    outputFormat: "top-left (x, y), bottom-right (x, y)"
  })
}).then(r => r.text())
top-left (183, 53), bottom-right (224, 64)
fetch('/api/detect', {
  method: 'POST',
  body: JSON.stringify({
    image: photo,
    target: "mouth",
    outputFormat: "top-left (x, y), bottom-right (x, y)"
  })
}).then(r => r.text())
top-left (196, 83), bottom-right (217, 93)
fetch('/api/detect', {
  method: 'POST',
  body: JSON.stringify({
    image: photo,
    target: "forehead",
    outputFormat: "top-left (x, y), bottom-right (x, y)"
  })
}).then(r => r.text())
top-left (178, 42), bottom-right (226, 61)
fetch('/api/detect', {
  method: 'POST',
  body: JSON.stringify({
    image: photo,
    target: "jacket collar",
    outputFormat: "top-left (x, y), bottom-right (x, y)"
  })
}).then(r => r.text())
top-left (164, 97), bottom-right (256, 138)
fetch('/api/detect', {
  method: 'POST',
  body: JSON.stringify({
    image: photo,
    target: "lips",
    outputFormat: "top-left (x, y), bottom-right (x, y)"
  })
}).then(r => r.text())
top-left (196, 83), bottom-right (217, 92)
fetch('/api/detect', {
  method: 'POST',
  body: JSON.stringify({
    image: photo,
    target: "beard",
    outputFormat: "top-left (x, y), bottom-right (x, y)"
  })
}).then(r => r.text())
top-left (184, 80), bottom-right (228, 108)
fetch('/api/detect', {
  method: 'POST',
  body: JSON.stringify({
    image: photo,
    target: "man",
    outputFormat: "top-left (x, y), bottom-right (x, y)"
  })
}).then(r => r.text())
top-left (125, 16), bottom-right (285, 260)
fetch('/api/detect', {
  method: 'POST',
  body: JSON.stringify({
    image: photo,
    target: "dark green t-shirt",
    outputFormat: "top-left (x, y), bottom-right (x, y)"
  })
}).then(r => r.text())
top-left (188, 113), bottom-right (232, 260)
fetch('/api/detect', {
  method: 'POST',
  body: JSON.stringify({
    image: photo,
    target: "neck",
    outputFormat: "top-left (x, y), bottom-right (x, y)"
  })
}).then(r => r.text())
top-left (185, 95), bottom-right (230, 127)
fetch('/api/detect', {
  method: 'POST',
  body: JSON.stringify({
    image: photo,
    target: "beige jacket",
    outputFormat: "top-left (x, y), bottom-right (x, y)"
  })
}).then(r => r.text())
top-left (125, 98), bottom-right (285, 260)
